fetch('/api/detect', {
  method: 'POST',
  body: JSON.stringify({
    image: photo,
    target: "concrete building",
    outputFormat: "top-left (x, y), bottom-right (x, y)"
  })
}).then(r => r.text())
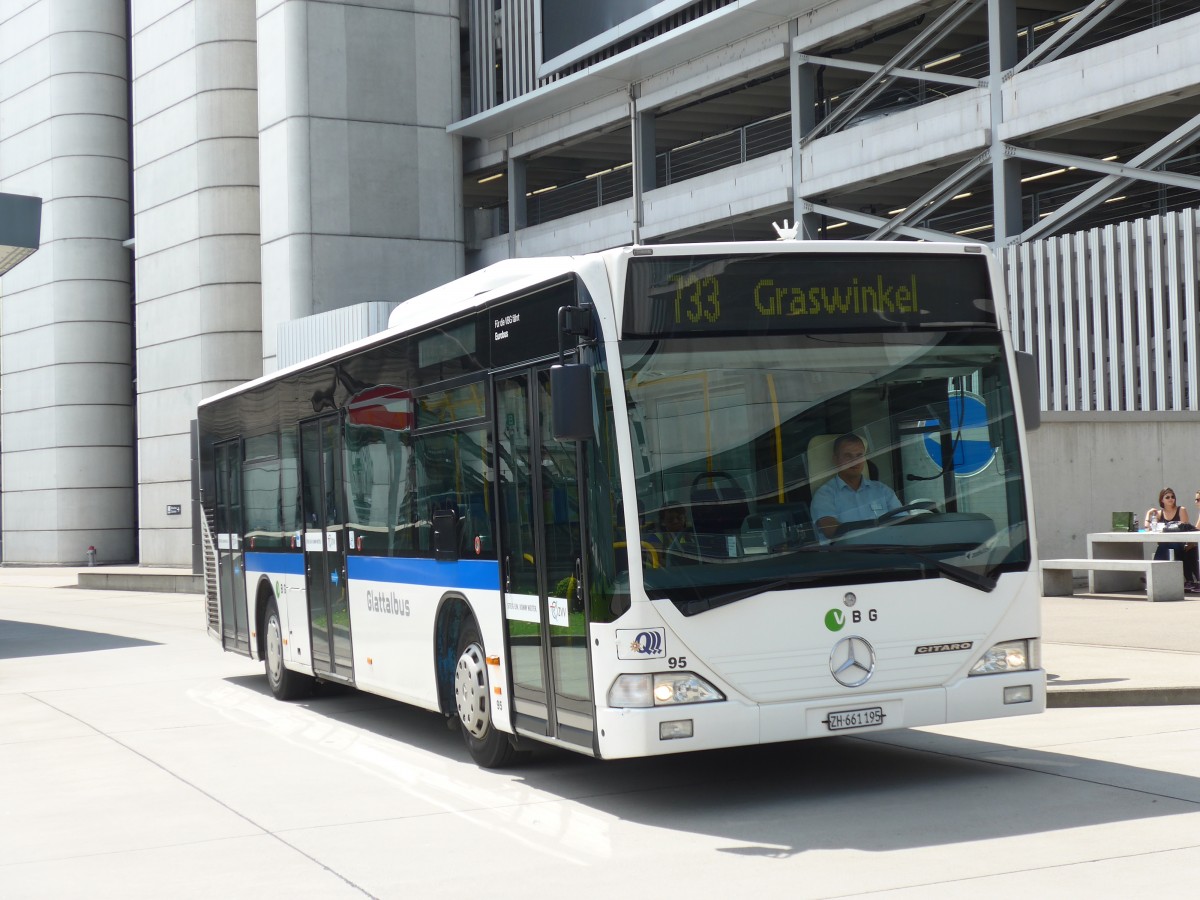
top-left (2, 0), bottom-right (1200, 565)
top-left (1, 0), bottom-right (464, 565)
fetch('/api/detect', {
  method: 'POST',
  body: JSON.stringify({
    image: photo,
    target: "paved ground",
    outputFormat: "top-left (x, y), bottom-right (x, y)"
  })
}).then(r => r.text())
top-left (1, 568), bottom-right (1197, 898)
top-left (1042, 592), bottom-right (1200, 705)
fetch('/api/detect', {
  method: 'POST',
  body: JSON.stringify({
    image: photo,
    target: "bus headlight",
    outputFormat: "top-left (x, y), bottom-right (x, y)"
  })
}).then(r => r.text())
top-left (969, 639), bottom-right (1034, 675)
top-left (607, 672), bottom-right (724, 708)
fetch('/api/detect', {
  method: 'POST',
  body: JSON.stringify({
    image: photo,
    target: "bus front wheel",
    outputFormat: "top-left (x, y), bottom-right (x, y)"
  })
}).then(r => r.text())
top-left (454, 621), bottom-right (520, 768)
top-left (264, 598), bottom-right (314, 701)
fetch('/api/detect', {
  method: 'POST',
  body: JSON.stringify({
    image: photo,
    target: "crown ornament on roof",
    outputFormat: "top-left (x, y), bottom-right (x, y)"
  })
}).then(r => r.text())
top-left (772, 219), bottom-right (800, 241)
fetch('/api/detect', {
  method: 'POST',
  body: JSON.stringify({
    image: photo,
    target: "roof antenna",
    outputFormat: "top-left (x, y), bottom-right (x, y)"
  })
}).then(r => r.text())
top-left (772, 219), bottom-right (800, 241)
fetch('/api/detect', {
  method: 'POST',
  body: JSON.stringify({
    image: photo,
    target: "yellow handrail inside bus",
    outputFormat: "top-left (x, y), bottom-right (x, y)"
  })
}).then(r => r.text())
top-left (614, 540), bottom-right (660, 569)
top-left (767, 373), bottom-right (784, 502)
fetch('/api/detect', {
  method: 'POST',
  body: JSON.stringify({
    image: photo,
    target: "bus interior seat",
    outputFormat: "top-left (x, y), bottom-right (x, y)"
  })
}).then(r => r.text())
top-left (689, 471), bottom-right (749, 534)
top-left (806, 435), bottom-right (841, 495)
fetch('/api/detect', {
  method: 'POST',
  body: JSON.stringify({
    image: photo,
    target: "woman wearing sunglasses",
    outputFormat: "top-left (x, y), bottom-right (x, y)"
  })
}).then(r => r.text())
top-left (1145, 488), bottom-right (1200, 592)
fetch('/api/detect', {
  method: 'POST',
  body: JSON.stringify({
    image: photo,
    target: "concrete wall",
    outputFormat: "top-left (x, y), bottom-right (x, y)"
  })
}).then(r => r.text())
top-left (256, 0), bottom-right (465, 374)
top-left (130, 0), bottom-right (263, 564)
top-left (0, 0), bottom-right (135, 564)
top-left (1027, 416), bottom-right (1200, 561)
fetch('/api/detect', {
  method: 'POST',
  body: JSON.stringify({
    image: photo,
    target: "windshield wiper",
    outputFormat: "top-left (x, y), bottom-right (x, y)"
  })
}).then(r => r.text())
top-left (668, 546), bottom-right (999, 616)
top-left (833, 544), bottom-right (998, 592)
top-left (674, 571), bottom-right (860, 615)
top-left (674, 566), bottom-right (907, 615)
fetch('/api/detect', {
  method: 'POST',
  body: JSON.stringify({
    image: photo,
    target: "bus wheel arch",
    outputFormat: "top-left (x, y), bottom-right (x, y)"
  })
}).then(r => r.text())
top-left (433, 593), bottom-right (472, 717)
top-left (253, 577), bottom-right (276, 660)
top-left (434, 594), bottom-right (521, 768)
top-left (262, 589), bottom-right (314, 701)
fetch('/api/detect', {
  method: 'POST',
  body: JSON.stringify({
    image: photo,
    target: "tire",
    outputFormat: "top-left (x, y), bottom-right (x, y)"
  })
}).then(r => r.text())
top-left (264, 598), bottom-right (314, 701)
top-left (454, 620), bottom-right (520, 768)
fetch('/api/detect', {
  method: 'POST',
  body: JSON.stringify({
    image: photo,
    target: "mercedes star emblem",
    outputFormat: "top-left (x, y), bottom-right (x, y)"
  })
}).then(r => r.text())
top-left (829, 635), bottom-right (876, 687)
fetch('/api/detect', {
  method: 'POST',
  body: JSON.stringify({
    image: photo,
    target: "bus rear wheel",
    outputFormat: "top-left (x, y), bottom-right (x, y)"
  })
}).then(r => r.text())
top-left (264, 598), bottom-right (313, 701)
top-left (454, 621), bottom-right (520, 768)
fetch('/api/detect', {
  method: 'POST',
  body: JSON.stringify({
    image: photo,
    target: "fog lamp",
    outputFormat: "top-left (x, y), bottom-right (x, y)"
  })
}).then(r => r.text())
top-left (1004, 685), bottom-right (1033, 704)
top-left (659, 719), bottom-right (694, 740)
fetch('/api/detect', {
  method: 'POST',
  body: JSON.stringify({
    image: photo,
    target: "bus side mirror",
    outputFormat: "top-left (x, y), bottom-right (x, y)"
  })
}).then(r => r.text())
top-left (551, 364), bottom-right (593, 441)
top-left (1014, 351), bottom-right (1040, 431)
top-left (432, 510), bottom-right (459, 561)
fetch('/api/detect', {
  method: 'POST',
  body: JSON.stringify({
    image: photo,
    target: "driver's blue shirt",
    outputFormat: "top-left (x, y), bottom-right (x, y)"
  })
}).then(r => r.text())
top-left (811, 476), bottom-right (901, 535)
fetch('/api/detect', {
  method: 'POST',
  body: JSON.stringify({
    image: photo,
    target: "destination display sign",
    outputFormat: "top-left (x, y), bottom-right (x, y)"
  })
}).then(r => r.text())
top-left (488, 280), bottom-right (575, 368)
top-left (622, 253), bottom-right (996, 338)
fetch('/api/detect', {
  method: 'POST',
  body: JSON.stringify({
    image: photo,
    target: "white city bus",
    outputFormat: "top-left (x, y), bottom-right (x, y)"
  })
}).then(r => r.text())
top-left (198, 241), bottom-right (1044, 767)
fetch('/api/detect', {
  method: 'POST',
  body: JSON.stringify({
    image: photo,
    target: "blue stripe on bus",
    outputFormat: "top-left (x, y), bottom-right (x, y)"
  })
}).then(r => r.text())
top-left (245, 552), bottom-right (305, 575)
top-left (243, 551), bottom-right (501, 590)
top-left (348, 556), bottom-right (501, 590)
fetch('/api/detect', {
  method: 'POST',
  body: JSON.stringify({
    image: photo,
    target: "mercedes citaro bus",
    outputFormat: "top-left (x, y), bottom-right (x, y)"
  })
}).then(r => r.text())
top-left (198, 241), bottom-right (1044, 767)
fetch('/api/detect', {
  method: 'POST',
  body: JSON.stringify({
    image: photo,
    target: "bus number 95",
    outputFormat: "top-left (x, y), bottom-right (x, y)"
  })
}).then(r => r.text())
top-left (667, 656), bottom-right (687, 669)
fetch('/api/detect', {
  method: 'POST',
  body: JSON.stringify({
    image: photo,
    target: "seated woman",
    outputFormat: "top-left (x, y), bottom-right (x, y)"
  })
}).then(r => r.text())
top-left (1145, 487), bottom-right (1200, 592)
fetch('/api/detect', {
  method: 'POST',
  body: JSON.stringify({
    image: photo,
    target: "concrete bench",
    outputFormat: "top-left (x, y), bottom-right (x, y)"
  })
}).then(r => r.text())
top-left (1040, 558), bottom-right (1183, 601)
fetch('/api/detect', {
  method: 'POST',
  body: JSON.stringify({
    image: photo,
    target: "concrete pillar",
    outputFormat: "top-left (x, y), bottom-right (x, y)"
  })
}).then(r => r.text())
top-left (635, 109), bottom-right (657, 195)
top-left (989, 0), bottom-right (1022, 243)
top-left (507, 143), bottom-right (527, 256)
top-left (631, 97), bottom-right (655, 245)
top-left (0, 0), bottom-right (135, 564)
top-left (791, 49), bottom-right (821, 240)
top-left (130, 0), bottom-right (263, 565)
top-left (256, 0), bottom-right (465, 374)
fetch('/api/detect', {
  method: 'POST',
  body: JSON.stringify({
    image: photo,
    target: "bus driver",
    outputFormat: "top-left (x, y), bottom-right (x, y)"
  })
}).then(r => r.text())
top-left (811, 433), bottom-right (901, 539)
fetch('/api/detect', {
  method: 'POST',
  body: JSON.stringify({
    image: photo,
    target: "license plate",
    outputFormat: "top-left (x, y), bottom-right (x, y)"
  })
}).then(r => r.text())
top-left (825, 706), bottom-right (884, 731)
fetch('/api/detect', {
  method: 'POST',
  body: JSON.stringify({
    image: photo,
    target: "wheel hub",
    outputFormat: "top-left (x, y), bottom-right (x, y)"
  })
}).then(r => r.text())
top-left (266, 615), bottom-right (284, 685)
top-left (454, 642), bottom-right (489, 739)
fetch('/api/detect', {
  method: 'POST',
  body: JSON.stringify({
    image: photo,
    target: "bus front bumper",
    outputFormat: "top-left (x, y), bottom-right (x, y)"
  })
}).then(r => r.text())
top-left (593, 670), bottom-right (1046, 759)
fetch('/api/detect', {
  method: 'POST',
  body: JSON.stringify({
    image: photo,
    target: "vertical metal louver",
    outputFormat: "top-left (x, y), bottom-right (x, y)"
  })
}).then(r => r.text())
top-left (1004, 207), bottom-right (1200, 413)
top-left (202, 508), bottom-right (221, 638)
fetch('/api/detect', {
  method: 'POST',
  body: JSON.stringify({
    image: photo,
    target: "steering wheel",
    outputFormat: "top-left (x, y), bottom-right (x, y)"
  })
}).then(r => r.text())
top-left (876, 500), bottom-right (938, 524)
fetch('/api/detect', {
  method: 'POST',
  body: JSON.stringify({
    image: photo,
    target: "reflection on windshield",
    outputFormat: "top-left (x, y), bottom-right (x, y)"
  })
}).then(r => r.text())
top-left (621, 333), bottom-right (1030, 612)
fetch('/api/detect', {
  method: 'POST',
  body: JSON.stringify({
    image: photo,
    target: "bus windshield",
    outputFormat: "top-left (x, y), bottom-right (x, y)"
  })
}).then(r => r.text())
top-left (620, 332), bottom-right (1031, 614)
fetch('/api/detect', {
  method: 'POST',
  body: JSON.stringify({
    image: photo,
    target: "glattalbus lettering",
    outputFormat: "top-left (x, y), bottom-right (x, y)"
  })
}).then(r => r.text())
top-left (753, 275), bottom-right (920, 318)
top-left (365, 589), bottom-right (411, 617)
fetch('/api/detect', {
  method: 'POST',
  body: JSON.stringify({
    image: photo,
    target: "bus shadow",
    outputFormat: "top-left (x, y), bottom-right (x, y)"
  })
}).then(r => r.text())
top-left (223, 672), bottom-right (1200, 857)
top-left (508, 730), bottom-right (1200, 859)
top-left (0, 620), bottom-right (159, 660)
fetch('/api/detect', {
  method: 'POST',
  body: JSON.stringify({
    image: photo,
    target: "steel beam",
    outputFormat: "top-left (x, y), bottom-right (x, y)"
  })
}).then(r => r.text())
top-left (871, 152), bottom-right (990, 239)
top-left (802, 0), bottom-right (985, 146)
top-left (795, 53), bottom-right (982, 90)
top-left (1012, 0), bottom-right (1130, 75)
top-left (1016, 112), bottom-right (1200, 242)
top-left (802, 199), bottom-right (973, 243)
top-left (1009, 146), bottom-right (1200, 193)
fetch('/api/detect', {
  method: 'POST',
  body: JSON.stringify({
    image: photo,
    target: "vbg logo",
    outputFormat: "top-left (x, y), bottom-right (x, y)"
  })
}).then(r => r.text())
top-left (826, 607), bottom-right (879, 631)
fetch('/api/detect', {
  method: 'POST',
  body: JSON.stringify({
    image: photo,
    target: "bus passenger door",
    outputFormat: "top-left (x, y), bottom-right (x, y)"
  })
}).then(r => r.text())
top-left (214, 440), bottom-right (250, 654)
top-left (299, 414), bottom-right (354, 682)
top-left (495, 368), bottom-right (594, 750)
